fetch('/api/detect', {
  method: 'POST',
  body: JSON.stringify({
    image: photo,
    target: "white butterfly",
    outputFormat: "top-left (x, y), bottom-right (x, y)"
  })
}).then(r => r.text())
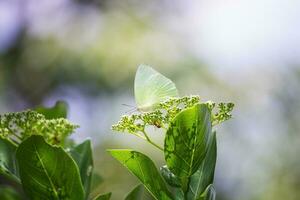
top-left (134, 64), bottom-right (179, 112)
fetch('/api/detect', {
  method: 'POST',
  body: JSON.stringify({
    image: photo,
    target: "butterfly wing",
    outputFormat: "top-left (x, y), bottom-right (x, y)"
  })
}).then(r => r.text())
top-left (134, 64), bottom-right (178, 112)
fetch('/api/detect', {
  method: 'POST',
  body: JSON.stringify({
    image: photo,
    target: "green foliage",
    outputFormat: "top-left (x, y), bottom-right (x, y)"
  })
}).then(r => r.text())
top-left (160, 165), bottom-right (181, 188)
top-left (69, 140), bottom-right (94, 199)
top-left (90, 173), bottom-right (104, 193)
top-left (112, 96), bottom-right (233, 152)
top-left (111, 102), bottom-right (223, 200)
top-left (93, 192), bottom-right (112, 200)
top-left (0, 102), bottom-right (110, 200)
top-left (0, 102), bottom-right (108, 200)
top-left (186, 132), bottom-right (217, 200)
top-left (124, 184), bottom-right (144, 200)
top-left (164, 104), bottom-right (212, 190)
top-left (111, 66), bottom-right (234, 200)
top-left (16, 135), bottom-right (85, 200)
top-left (109, 150), bottom-right (173, 200)
top-left (0, 104), bottom-right (110, 200)
top-left (0, 66), bottom-right (234, 199)
top-left (0, 186), bottom-right (22, 200)
top-left (0, 138), bottom-right (18, 180)
top-left (0, 110), bottom-right (78, 146)
top-left (198, 185), bottom-right (216, 200)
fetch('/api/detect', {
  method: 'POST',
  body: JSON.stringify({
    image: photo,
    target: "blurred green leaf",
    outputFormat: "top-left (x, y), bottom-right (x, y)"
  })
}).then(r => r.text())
top-left (109, 149), bottom-right (173, 200)
top-left (16, 135), bottom-right (85, 200)
top-left (125, 184), bottom-right (144, 200)
top-left (160, 165), bottom-right (181, 187)
top-left (198, 185), bottom-right (216, 200)
top-left (93, 192), bottom-right (112, 200)
top-left (0, 186), bottom-right (22, 200)
top-left (164, 104), bottom-right (212, 187)
top-left (69, 139), bottom-right (93, 199)
top-left (90, 173), bottom-right (103, 193)
top-left (186, 132), bottom-right (217, 200)
top-left (35, 101), bottom-right (68, 119)
top-left (0, 138), bottom-right (19, 182)
top-left (173, 188), bottom-right (184, 200)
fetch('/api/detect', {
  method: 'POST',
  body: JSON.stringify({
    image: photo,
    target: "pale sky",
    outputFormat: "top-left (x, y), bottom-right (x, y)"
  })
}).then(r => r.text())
top-left (1, 0), bottom-right (300, 69)
top-left (176, 0), bottom-right (300, 69)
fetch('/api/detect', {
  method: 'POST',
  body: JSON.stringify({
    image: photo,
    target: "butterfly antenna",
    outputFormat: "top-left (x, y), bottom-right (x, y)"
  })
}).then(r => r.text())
top-left (122, 103), bottom-right (135, 108)
top-left (125, 107), bottom-right (138, 114)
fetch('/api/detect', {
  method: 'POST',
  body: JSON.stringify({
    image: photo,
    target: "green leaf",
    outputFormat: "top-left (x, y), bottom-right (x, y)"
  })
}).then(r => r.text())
top-left (186, 132), bottom-right (217, 200)
top-left (69, 139), bottom-right (93, 199)
top-left (93, 192), bottom-right (112, 200)
top-left (159, 166), bottom-right (184, 200)
top-left (164, 104), bottom-right (212, 181)
top-left (0, 186), bottom-right (22, 200)
top-left (109, 149), bottom-right (173, 200)
top-left (0, 139), bottom-right (25, 199)
top-left (173, 189), bottom-right (184, 200)
top-left (35, 101), bottom-right (68, 119)
top-left (125, 184), bottom-right (144, 200)
top-left (198, 185), bottom-right (216, 200)
top-left (0, 140), bottom-right (22, 198)
top-left (0, 138), bottom-right (18, 179)
top-left (90, 173), bottom-right (103, 192)
top-left (160, 165), bottom-right (181, 187)
top-left (16, 135), bottom-right (85, 200)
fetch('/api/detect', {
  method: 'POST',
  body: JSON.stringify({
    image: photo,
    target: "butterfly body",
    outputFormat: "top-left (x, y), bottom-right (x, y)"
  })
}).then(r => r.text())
top-left (137, 105), bottom-right (154, 113)
top-left (153, 120), bottom-right (162, 128)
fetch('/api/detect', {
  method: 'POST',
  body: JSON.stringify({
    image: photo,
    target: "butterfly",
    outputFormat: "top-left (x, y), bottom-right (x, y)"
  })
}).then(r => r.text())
top-left (134, 64), bottom-right (179, 112)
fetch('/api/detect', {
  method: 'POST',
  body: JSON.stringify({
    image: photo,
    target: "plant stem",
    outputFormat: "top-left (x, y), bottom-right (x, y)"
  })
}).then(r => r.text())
top-left (141, 130), bottom-right (164, 151)
top-left (13, 133), bottom-right (22, 140)
top-left (131, 132), bottom-right (146, 140)
top-left (4, 137), bottom-right (18, 147)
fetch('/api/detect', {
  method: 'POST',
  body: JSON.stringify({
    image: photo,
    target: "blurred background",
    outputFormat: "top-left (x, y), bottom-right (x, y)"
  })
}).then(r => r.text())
top-left (1, 0), bottom-right (300, 199)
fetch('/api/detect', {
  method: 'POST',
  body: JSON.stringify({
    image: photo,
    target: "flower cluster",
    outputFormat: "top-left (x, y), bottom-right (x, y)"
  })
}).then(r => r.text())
top-left (211, 102), bottom-right (235, 126)
top-left (0, 110), bottom-right (79, 146)
top-left (112, 96), bottom-right (234, 135)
